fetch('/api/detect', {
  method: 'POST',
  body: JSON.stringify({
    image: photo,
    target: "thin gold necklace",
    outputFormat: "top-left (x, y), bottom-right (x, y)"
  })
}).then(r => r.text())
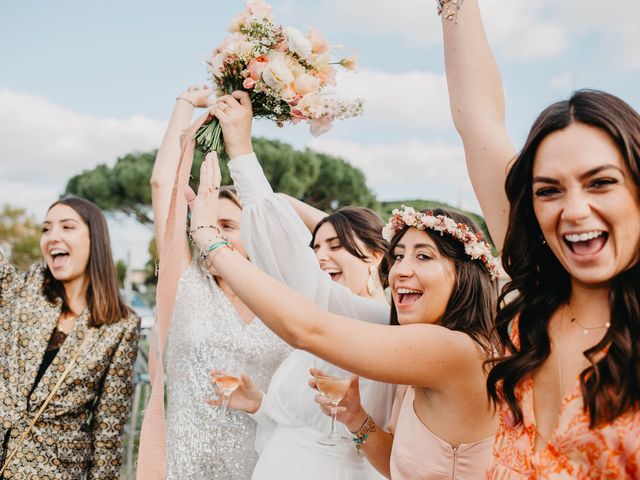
top-left (567, 302), bottom-right (611, 336)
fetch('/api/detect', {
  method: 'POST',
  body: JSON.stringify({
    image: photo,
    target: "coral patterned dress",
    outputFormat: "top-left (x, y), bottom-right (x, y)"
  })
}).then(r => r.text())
top-left (488, 322), bottom-right (640, 479)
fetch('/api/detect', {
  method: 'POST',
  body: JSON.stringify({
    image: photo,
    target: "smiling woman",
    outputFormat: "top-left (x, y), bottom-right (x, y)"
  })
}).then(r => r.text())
top-left (440, 0), bottom-right (640, 476)
top-left (0, 196), bottom-right (140, 480)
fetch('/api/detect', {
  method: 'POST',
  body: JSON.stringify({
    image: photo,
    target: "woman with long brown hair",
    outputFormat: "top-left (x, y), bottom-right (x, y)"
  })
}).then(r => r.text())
top-left (440, 0), bottom-right (640, 476)
top-left (0, 197), bottom-right (140, 479)
top-left (184, 153), bottom-right (501, 479)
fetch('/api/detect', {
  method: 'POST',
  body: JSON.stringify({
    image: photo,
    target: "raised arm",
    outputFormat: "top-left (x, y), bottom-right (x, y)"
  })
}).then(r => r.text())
top-left (219, 91), bottom-right (388, 324)
top-left (186, 158), bottom-right (483, 389)
top-left (279, 193), bottom-right (327, 233)
top-left (150, 85), bottom-right (211, 267)
top-left (441, 0), bottom-right (517, 251)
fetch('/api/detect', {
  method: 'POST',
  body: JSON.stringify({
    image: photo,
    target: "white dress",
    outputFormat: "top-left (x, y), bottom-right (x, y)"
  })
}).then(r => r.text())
top-left (165, 264), bottom-right (291, 479)
top-left (229, 154), bottom-right (395, 480)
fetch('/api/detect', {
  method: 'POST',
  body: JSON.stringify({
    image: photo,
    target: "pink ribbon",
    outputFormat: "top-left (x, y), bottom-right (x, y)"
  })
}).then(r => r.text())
top-left (136, 113), bottom-right (210, 479)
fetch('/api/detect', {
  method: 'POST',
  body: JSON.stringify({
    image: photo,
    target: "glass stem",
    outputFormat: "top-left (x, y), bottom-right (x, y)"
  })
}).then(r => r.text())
top-left (330, 402), bottom-right (339, 436)
top-left (221, 392), bottom-right (231, 420)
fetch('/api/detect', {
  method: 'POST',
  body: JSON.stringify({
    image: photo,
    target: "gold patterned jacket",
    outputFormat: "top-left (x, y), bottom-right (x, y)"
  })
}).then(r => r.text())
top-left (0, 253), bottom-right (141, 480)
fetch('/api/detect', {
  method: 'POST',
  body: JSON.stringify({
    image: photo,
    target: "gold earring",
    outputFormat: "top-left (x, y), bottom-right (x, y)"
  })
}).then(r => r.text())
top-left (367, 265), bottom-right (380, 297)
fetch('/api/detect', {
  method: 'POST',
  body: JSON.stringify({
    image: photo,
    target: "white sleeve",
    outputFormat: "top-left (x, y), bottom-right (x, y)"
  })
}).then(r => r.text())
top-left (229, 153), bottom-right (389, 325)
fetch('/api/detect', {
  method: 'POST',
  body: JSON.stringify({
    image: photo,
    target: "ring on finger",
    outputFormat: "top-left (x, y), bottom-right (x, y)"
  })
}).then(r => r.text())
top-left (209, 185), bottom-right (220, 193)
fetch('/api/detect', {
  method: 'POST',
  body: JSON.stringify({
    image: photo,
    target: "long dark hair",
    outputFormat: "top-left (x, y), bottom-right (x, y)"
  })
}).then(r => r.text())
top-left (386, 208), bottom-right (499, 353)
top-left (42, 197), bottom-right (130, 327)
top-left (311, 207), bottom-right (389, 287)
top-left (486, 90), bottom-right (640, 428)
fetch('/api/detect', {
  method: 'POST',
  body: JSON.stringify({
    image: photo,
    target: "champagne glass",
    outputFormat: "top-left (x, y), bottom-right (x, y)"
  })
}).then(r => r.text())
top-left (211, 352), bottom-right (245, 426)
top-left (313, 357), bottom-right (352, 446)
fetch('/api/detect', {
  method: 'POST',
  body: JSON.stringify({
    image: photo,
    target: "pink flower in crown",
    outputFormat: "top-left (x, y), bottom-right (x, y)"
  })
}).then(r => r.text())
top-left (307, 27), bottom-right (330, 54)
top-left (243, 77), bottom-right (256, 89)
top-left (247, 55), bottom-right (270, 81)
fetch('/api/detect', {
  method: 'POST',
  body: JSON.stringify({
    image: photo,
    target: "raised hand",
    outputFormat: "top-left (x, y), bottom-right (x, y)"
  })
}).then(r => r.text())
top-left (207, 370), bottom-right (263, 414)
top-left (185, 152), bottom-right (222, 250)
top-left (178, 84), bottom-right (213, 109)
top-left (209, 90), bottom-right (254, 159)
top-left (309, 367), bottom-right (366, 433)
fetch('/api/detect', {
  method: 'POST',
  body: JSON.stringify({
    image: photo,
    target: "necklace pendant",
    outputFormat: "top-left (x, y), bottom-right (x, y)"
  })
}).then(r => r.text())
top-left (583, 329), bottom-right (590, 335)
top-left (605, 322), bottom-right (611, 328)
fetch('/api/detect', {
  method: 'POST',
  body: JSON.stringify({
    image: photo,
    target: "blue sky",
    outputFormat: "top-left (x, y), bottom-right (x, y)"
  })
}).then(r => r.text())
top-left (2, 0), bottom-right (640, 266)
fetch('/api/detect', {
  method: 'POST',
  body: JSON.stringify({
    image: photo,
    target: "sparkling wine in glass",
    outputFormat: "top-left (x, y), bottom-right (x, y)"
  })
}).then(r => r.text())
top-left (211, 352), bottom-right (245, 426)
top-left (313, 359), bottom-right (352, 446)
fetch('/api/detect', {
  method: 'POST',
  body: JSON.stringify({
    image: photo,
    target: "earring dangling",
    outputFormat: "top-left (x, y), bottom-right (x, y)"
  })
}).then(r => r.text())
top-left (367, 265), bottom-right (380, 297)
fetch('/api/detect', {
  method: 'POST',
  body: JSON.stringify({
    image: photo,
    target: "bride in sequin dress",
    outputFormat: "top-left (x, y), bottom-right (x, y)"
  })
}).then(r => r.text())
top-left (151, 85), bottom-right (291, 479)
top-left (206, 91), bottom-right (395, 479)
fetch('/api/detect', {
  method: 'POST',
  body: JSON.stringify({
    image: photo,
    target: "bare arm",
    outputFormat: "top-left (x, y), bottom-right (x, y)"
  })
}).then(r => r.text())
top-left (187, 156), bottom-right (481, 388)
top-left (279, 193), bottom-right (327, 233)
top-left (442, 0), bottom-right (517, 251)
top-left (150, 85), bottom-right (211, 267)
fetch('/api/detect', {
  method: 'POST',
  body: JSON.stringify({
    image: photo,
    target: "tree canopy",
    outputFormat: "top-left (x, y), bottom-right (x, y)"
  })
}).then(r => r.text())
top-left (0, 205), bottom-right (41, 269)
top-left (64, 137), bottom-right (378, 224)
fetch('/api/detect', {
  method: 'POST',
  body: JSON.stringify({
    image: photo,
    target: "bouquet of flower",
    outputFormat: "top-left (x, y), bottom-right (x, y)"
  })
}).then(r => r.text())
top-left (195, 0), bottom-right (363, 154)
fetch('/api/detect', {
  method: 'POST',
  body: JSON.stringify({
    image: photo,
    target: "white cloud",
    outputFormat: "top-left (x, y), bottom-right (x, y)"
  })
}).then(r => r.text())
top-left (0, 86), bottom-right (165, 191)
top-left (0, 86), bottom-right (165, 267)
top-left (281, 0), bottom-right (568, 60)
top-left (334, 69), bottom-right (452, 129)
top-left (306, 137), bottom-right (481, 213)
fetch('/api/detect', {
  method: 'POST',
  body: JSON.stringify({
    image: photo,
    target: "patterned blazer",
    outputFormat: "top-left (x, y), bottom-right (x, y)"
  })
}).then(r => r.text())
top-left (0, 253), bottom-right (141, 479)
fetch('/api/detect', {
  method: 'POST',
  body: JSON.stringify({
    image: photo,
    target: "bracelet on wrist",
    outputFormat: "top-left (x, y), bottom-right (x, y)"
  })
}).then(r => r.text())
top-left (350, 413), bottom-right (376, 454)
top-left (436, 0), bottom-right (464, 21)
top-left (188, 224), bottom-right (221, 242)
top-left (199, 237), bottom-right (233, 260)
top-left (176, 96), bottom-right (196, 108)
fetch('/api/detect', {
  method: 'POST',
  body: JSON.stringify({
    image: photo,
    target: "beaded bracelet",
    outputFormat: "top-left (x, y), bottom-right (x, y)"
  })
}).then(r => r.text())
top-left (350, 414), bottom-right (376, 454)
top-left (189, 224), bottom-right (221, 242)
top-left (176, 96), bottom-right (196, 108)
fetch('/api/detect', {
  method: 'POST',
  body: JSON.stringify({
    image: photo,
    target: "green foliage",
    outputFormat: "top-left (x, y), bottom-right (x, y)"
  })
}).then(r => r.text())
top-left (64, 138), bottom-right (376, 221)
top-left (0, 205), bottom-right (41, 269)
top-left (116, 259), bottom-right (127, 288)
top-left (65, 151), bottom-right (156, 224)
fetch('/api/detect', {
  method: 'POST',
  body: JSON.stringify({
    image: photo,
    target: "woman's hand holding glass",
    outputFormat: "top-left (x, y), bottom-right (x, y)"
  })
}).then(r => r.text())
top-left (208, 370), bottom-right (263, 414)
top-left (309, 368), bottom-right (367, 434)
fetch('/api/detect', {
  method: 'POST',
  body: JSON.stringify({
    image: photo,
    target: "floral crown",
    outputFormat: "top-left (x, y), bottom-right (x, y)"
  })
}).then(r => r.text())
top-left (382, 205), bottom-right (501, 281)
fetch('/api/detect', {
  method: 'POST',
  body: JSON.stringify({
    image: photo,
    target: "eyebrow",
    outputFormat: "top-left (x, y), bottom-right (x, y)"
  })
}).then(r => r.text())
top-left (312, 236), bottom-right (339, 249)
top-left (395, 243), bottom-right (438, 252)
top-left (42, 218), bottom-right (80, 225)
top-left (532, 165), bottom-right (625, 185)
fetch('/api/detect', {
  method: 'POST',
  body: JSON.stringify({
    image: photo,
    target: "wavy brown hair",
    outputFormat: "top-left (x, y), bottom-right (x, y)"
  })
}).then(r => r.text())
top-left (486, 90), bottom-right (640, 428)
top-left (311, 207), bottom-right (389, 287)
top-left (43, 197), bottom-right (130, 327)
top-left (386, 208), bottom-right (499, 350)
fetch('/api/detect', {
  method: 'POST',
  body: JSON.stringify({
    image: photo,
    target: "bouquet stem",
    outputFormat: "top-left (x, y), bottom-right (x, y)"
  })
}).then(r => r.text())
top-left (195, 119), bottom-right (224, 155)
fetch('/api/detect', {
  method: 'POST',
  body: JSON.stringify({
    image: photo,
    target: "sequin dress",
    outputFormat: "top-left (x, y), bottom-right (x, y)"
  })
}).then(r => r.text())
top-left (165, 264), bottom-right (291, 479)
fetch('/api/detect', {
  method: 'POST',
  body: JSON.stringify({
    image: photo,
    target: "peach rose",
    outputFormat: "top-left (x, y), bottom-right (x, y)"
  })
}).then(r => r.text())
top-left (293, 74), bottom-right (320, 96)
top-left (262, 57), bottom-right (295, 89)
top-left (307, 27), bottom-right (330, 54)
top-left (246, 55), bottom-right (270, 80)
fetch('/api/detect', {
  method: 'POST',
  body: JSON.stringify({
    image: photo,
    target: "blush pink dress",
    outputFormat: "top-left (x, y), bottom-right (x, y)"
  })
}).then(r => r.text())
top-left (390, 387), bottom-right (494, 479)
